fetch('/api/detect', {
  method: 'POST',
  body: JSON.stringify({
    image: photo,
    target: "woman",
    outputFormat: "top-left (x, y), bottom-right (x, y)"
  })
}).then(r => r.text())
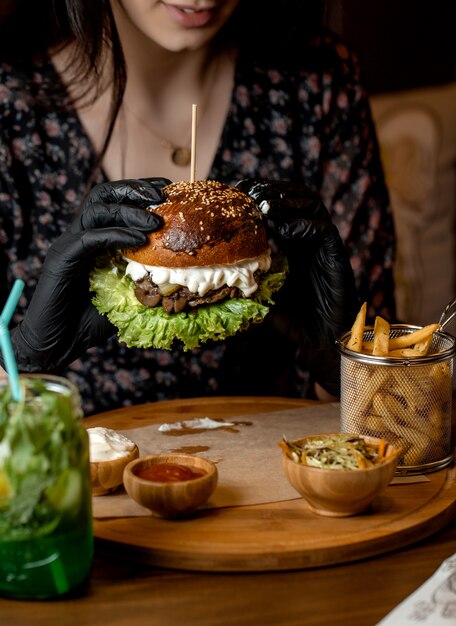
top-left (0, 1), bottom-right (395, 414)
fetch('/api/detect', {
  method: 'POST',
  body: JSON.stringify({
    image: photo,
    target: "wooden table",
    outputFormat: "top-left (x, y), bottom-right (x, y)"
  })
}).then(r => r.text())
top-left (2, 396), bottom-right (456, 626)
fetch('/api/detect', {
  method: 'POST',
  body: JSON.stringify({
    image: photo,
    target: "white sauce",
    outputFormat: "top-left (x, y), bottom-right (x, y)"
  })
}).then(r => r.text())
top-left (158, 417), bottom-right (235, 432)
top-left (124, 250), bottom-right (271, 298)
top-left (88, 427), bottom-right (136, 462)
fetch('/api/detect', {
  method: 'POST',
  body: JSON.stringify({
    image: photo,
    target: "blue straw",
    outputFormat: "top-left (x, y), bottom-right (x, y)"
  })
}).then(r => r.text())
top-left (1, 279), bottom-right (25, 326)
top-left (0, 279), bottom-right (25, 401)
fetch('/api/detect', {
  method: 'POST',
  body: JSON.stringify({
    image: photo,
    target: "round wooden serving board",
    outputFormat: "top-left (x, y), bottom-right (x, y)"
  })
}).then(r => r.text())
top-left (86, 397), bottom-right (456, 572)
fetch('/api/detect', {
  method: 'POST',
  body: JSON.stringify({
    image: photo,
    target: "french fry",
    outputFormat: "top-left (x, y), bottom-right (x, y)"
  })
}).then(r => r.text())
top-left (388, 348), bottom-right (422, 357)
top-left (346, 301), bottom-right (367, 352)
top-left (341, 301), bottom-right (450, 468)
top-left (363, 414), bottom-right (388, 433)
top-left (372, 391), bottom-right (405, 420)
top-left (388, 323), bottom-right (439, 351)
top-left (366, 331), bottom-right (437, 357)
top-left (343, 361), bottom-right (376, 416)
top-left (414, 335), bottom-right (433, 356)
top-left (429, 361), bottom-right (451, 384)
top-left (400, 429), bottom-right (432, 465)
top-left (372, 316), bottom-right (390, 356)
top-left (388, 435), bottom-right (412, 460)
top-left (352, 367), bottom-right (392, 417)
top-left (413, 409), bottom-right (445, 444)
top-left (427, 405), bottom-right (445, 431)
top-left (388, 368), bottom-right (432, 415)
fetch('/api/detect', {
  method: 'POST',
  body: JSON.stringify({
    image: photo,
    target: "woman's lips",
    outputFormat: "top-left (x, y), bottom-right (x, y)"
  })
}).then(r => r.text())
top-left (163, 4), bottom-right (216, 28)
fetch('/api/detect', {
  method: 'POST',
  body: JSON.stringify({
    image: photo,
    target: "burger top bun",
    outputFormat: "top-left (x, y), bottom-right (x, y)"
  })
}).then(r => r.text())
top-left (124, 180), bottom-right (269, 268)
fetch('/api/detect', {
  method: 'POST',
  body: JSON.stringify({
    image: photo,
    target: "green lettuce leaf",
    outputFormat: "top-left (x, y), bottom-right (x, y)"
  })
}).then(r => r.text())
top-left (90, 255), bottom-right (288, 350)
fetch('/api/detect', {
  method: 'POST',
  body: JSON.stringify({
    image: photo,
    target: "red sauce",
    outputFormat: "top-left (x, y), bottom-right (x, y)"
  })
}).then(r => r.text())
top-left (136, 462), bottom-right (207, 483)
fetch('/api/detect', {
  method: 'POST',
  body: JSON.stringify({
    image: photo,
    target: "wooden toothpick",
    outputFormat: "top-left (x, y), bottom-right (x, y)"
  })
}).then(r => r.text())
top-left (190, 104), bottom-right (197, 183)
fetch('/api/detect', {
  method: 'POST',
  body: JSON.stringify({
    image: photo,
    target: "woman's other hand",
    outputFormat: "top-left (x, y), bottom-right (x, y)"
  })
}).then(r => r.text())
top-left (236, 178), bottom-right (360, 397)
top-left (7, 177), bottom-right (171, 372)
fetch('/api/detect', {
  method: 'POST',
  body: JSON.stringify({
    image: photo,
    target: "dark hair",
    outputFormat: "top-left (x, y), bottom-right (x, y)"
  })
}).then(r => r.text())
top-left (0, 0), bottom-right (327, 161)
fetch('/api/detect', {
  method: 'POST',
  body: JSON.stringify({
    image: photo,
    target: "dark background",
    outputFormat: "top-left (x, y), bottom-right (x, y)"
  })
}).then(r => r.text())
top-left (1, 1), bottom-right (455, 95)
top-left (327, 0), bottom-right (456, 94)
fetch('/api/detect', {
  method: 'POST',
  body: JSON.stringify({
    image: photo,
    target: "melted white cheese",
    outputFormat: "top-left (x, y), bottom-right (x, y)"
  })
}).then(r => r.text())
top-left (124, 250), bottom-right (271, 297)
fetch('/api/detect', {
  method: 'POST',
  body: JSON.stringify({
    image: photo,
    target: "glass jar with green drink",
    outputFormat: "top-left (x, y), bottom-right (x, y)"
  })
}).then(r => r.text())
top-left (0, 374), bottom-right (93, 599)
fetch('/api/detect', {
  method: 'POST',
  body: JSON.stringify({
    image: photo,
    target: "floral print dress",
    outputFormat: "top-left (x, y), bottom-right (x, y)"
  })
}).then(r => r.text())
top-left (0, 33), bottom-right (395, 415)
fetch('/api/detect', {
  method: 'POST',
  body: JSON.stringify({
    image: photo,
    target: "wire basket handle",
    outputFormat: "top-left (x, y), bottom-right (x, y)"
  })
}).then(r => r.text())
top-left (439, 296), bottom-right (456, 331)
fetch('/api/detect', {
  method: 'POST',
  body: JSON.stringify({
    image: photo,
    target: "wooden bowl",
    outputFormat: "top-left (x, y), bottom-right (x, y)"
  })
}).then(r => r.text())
top-left (281, 435), bottom-right (400, 517)
top-left (90, 445), bottom-right (140, 496)
top-left (123, 453), bottom-right (218, 519)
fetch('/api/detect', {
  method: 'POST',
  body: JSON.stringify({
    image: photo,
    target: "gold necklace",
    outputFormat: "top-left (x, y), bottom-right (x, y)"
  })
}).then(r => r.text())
top-left (124, 104), bottom-right (192, 166)
top-left (122, 53), bottom-right (224, 168)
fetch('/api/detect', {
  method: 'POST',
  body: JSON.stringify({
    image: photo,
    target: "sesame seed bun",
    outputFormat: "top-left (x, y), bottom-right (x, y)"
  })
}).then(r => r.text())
top-left (123, 180), bottom-right (268, 267)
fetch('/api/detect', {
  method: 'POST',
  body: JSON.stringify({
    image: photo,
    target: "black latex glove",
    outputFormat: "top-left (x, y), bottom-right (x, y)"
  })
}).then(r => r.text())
top-left (236, 178), bottom-right (360, 397)
top-left (5, 177), bottom-right (171, 373)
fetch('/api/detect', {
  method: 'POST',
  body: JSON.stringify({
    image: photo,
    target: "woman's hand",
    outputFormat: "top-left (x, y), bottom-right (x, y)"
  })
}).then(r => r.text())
top-left (7, 177), bottom-right (170, 373)
top-left (236, 178), bottom-right (360, 397)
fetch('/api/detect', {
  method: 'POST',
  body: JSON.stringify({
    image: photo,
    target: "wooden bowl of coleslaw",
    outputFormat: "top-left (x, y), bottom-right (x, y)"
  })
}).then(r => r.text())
top-left (281, 433), bottom-right (400, 517)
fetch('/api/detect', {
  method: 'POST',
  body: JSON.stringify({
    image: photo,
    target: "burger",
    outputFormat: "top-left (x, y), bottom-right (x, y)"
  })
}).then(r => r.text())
top-left (90, 180), bottom-right (287, 350)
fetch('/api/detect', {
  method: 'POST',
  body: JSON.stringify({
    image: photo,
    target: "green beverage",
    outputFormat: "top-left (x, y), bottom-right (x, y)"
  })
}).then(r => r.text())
top-left (0, 375), bottom-right (93, 599)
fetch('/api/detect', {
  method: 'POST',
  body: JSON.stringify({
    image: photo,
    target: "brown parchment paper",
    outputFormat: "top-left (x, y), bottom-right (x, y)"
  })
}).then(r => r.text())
top-left (92, 402), bottom-right (341, 518)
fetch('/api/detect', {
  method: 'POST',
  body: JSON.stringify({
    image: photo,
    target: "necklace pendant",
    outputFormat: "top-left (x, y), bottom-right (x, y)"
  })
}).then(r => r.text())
top-left (172, 147), bottom-right (191, 167)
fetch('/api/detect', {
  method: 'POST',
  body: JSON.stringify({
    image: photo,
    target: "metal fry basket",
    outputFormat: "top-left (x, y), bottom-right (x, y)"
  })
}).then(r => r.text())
top-left (337, 325), bottom-right (456, 475)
